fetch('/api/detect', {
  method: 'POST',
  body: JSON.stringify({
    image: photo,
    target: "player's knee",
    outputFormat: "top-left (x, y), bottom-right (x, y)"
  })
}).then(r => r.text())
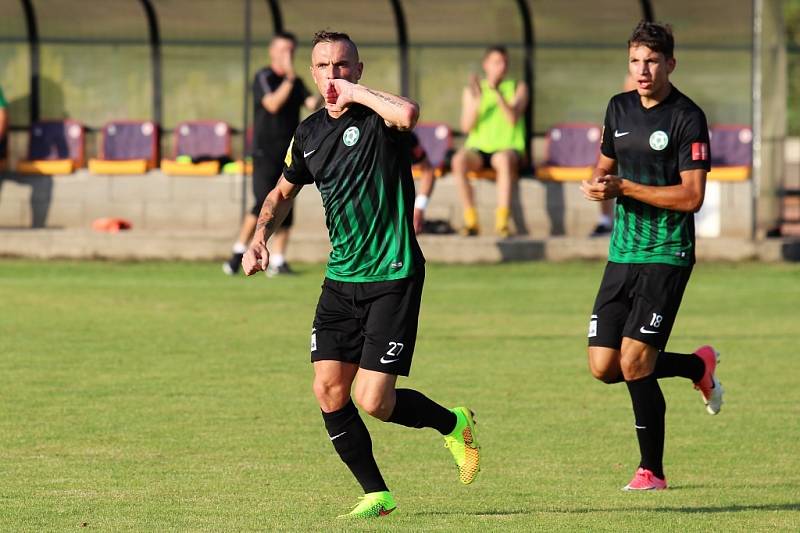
top-left (312, 377), bottom-right (350, 412)
top-left (590, 365), bottom-right (621, 384)
top-left (354, 389), bottom-right (392, 421)
top-left (492, 150), bottom-right (516, 169)
top-left (619, 355), bottom-right (652, 381)
top-left (451, 151), bottom-right (468, 173)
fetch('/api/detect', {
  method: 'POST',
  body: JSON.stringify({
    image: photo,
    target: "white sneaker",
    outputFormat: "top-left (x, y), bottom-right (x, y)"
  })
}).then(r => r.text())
top-left (704, 376), bottom-right (724, 416)
top-left (266, 262), bottom-right (294, 278)
top-left (693, 345), bottom-right (723, 415)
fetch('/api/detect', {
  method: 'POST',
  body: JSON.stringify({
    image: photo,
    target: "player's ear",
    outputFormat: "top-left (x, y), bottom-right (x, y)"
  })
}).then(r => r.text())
top-left (667, 57), bottom-right (676, 74)
top-left (355, 62), bottom-right (364, 81)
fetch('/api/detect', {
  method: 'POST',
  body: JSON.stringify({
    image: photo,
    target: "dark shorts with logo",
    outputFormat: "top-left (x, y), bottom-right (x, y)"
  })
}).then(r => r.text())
top-left (251, 153), bottom-right (293, 226)
top-left (310, 269), bottom-right (425, 376)
top-left (587, 262), bottom-right (693, 350)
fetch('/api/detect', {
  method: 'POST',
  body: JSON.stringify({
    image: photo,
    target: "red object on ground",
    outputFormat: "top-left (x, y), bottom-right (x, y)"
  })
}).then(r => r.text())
top-left (92, 218), bottom-right (133, 233)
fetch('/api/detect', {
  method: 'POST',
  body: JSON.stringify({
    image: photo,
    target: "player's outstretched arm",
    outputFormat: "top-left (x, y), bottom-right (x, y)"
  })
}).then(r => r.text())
top-left (243, 177), bottom-right (302, 275)
top-left (326, 79), bottom-right (419, 130)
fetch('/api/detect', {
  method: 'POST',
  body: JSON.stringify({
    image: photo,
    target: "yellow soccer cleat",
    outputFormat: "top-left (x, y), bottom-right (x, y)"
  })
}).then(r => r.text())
top-left (336, 491), bottom-right (397, 519)
top-left (444, 407), bottom-right (481, 484)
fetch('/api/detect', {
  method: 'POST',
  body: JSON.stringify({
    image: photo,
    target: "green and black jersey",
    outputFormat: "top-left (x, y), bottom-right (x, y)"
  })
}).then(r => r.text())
top-left (283, 104), bottom-right (424, 282)
top-left (600, 86), bottom-right (710, 266)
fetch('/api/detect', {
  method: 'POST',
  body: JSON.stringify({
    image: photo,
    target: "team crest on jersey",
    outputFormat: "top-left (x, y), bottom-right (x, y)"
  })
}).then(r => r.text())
top-left (649, 130), bottom-right (669, 151)
top-left (342, 126), bottom-right (360, 147)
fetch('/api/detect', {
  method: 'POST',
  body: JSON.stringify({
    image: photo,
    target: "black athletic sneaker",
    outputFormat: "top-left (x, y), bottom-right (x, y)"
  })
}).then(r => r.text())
top-left (590, 223), bottom-right (612, 237)
top-left (222, 253), bottom-right (244, 275)
top-left (266, 262), bottom-right (295, 278)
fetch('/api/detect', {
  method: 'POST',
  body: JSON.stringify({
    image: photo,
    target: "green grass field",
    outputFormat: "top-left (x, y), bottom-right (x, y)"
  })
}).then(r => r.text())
top-left (1, 259), bottom-right (799, 531)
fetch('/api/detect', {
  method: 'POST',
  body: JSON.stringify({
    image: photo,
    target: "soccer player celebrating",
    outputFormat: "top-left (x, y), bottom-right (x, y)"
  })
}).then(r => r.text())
top-left (242, 31), bottom-right (480, 518)
top-left (580, 21), bottom-right (724, 491)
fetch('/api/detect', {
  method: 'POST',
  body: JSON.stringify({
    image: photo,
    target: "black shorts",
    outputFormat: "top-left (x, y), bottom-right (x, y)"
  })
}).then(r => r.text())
top-left (251, 154), bottom-right (293, 227)
top-left (310, 270), bottom-right (425, 376)
top-left (475, 150), bottom-right (494, 169)
top-left (468, 149), bottom-right (521, 170)
top-left (588, 262), bottom-right (693, 350)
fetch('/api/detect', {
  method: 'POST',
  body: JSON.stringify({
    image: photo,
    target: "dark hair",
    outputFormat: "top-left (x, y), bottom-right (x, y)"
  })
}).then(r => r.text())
top-left (312, 30), bottom-right (359, 59)
top-left (272, 31), bottom-right (297, 45)
top-left (628, 21), bottom-right (674, 58)
top-left (484, 45), bottom-right (508, 59)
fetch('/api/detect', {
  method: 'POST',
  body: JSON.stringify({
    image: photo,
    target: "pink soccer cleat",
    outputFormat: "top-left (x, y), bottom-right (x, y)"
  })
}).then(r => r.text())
top-left (693, 345), bottom-right (724, 415)
top-left (622, 467), bottom-right (668, 491)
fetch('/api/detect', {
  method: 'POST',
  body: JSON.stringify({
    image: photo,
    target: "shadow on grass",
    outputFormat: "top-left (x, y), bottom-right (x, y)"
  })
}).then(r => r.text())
top-left (414, 502), bottom-right (800, 517)
top-left (551, 502), bottom-right (800, 514)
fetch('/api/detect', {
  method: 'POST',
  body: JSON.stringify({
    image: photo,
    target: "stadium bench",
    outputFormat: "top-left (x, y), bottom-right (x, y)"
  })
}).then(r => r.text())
top-left (535, 122), bottom-right (601, 181)
top-left (161, 120), bottom-right (231, 176)
top-left (16, 120), bottom-right (85, 175)
top-left (412, 122), bottom-right (452, 178)
top-left (707, 124), bottom-right (752, 181)
top-left (88, 120), bottom-right (159, 175)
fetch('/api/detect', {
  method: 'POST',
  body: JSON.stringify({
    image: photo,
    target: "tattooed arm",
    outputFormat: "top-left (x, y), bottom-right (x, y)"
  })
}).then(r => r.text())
top-left (242, 177), bottom-right (303, 275)
top-left (325, 79), bottom-right (419, 130)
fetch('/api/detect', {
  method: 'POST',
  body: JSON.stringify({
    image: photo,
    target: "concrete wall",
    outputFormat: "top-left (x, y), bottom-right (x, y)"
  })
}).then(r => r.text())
top-left (0, 169), bottom-right (754, 239)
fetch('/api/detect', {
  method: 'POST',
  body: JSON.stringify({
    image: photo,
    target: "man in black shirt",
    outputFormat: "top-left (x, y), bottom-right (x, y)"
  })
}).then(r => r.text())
top-left (223, 32), bottom-right (319, 276)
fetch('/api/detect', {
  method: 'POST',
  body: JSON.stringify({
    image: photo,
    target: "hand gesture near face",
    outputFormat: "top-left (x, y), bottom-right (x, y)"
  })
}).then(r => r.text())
top-left (325, 79), bottom-right (355, 112)
top-left (467, 73), bottom-right (482, 99)
top-left (280, 49), bottom-right (295, 80)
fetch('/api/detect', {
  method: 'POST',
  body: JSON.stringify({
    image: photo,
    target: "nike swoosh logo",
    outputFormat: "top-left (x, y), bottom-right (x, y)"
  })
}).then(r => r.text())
top-left (329, 431), bottom-right (346, 441)
top-left (303, 149), bottom-right (316, 158)
top-left (379, 356), bottom-right (399, 364)
top-left (639, 326), bottom-right (659, 334)
top-left (634, 425), bottom-right (647, 429)
top-left (614, 130), bottom-right (630, 138)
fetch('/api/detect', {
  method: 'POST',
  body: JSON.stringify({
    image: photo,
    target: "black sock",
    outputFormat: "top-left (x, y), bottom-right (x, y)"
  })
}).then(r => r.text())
top-left (625, 374), bottom-right (666, 479)
top-left (387, 389), bottom-right (457, 435)
top-left (321, 399), bottom-right (388, 494)
top-left (654, 351), bottom-right (704, 382)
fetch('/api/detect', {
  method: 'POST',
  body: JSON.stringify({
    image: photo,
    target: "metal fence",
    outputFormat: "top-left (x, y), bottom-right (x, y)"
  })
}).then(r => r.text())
top-left (0, 0), bottom-right (757, 142)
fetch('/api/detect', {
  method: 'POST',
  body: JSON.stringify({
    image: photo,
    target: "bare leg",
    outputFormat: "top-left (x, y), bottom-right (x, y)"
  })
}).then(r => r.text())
top-left (491, 150), bottom-right (518, 236)
top-left (490, 149), bottom-right (518, 211)
top-left (452, 149), bottom-right (482, 212)
top-left (236, 214), bottom-right (258, 246)
top-left (451, 149), bottom-right (484, 233)
top-left (313, 360), bottom-right (359, 412)
top-left (270, 227), bottom-right (290, 258)
top-left (588, 346), bottom-right (623, 383)
top-left (313, 361), bottom-right (390, 495)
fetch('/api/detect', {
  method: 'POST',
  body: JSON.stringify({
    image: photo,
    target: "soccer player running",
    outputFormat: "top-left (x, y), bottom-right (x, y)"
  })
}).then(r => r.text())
top-left (242, 31), bottom-right (480, 518)
top-left (580, 21), bottom-right (724, 491)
